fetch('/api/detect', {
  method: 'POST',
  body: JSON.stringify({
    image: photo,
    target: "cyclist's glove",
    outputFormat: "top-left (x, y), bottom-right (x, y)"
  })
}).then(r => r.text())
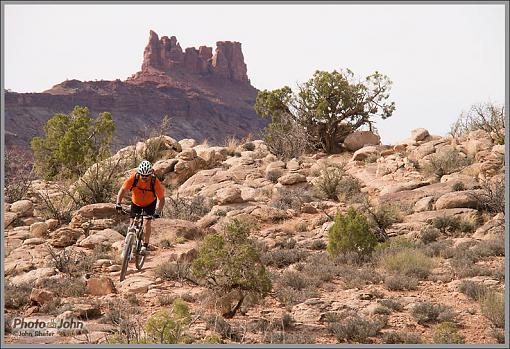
top-left (115, 203), bottom-right (122, 212)
top-left (153, 210), bottom-right (161, 219)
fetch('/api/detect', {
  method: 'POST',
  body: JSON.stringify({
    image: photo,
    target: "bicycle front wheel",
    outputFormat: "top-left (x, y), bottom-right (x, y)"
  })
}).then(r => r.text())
top-left (120, 234), bottom-right (135, 282)
top-left (135, 237), bottom-right (146, 270)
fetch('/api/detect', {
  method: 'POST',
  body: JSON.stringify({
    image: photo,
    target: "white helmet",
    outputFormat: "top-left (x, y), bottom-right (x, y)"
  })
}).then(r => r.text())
top-left (137, 160), bottom-right (153, 176)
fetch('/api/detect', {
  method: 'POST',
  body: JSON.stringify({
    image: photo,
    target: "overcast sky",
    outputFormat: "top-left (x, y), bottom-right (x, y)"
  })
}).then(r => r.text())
top-left (4, 3), bottom-right (506, 144)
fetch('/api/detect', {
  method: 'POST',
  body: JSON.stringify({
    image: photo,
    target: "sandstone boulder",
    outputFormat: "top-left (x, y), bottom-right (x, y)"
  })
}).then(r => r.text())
top-left (179, 139), bottom-right (197, 149)
top-left (78, 229), bottom-right (124, 249)
top-left (434, 190), bottom-right (482, 210)
top-left (404, 208), bottom-right (479, 224)
top-left (10, 267), bottom-right (56, 287)
top-left (87, 277), bottom-right (117, 296)
top-left (343, 131), bottom-right (381, 151)
top-left (30, 288), bottom-right (55, 305)
top-left (49, 227), bottom-right (84, 247)
top-left (410, 128), bottom-right (430, 142)
top-left (352, 146), bottom-right (379, 161)
top-left (4, 212), bottom-right (18, 229)
top-left (215, 187), bottom-right (244, 205)
top-left (30, 222), bottom-right (49, 238)
top-left (278, 173), bottom-right (307, 185)
top-left (152, 219), bottom-right (201, 243)
top-left (414, 196), bottom-right (434, 212)
top-left (10, 200), bottom-right (34, 217)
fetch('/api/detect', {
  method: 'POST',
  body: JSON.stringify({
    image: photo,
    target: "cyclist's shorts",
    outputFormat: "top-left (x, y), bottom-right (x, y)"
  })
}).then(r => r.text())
top-left (130, 200), bottom-right (156, 218)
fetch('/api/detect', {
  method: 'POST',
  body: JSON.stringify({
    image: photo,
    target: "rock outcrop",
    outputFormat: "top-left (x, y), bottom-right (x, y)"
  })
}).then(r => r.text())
top-left (5, 31), bottom-right (267, 151)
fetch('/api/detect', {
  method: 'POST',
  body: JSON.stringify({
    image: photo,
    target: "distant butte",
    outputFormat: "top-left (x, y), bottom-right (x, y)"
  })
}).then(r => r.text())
top-left (5, 31), bottom-right (267, 150)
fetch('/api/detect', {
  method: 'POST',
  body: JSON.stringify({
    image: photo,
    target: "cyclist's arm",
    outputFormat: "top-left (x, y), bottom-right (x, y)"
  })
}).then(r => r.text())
top-left (116, 187), bottom-right (129, 205)
top-left (155, 180), bottom-right (165, 212)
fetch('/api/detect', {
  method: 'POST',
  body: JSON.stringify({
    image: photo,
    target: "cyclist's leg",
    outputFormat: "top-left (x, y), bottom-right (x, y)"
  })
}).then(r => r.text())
top-left (142, 200), bottom-right (157, 245)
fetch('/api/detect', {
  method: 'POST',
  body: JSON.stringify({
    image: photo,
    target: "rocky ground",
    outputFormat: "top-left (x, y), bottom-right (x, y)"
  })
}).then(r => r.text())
top-left (3, 127), bottom-right (506, 344)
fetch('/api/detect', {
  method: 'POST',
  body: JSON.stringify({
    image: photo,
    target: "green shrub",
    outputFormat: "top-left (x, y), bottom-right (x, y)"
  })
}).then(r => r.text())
top-left (452, 182), bottom-right (466, 191)
top-left (411, 302), bottom-right (456, 325)
top-left (191, 217), bottom-right (271, 317)
top-left (327, 207), bottom-right (378, 257)
top-left (481, 291), bottom-right (505, 328)
top-left (31, 105), bottom-right (115, 180)
top-left (381, 249), bottom-right (434, 279)
top-left (144, 298), bottom-right (191, 344)
top-left (432, 322), bottom-right (465, 344)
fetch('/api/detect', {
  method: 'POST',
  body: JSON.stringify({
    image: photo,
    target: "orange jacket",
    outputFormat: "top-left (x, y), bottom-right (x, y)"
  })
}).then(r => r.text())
top-left (122, 173), bottom-right (165, 207)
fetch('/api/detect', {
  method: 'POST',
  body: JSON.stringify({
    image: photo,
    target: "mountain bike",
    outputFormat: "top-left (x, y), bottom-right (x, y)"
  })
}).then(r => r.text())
top-left (119, 209), bottom-right (151, 282)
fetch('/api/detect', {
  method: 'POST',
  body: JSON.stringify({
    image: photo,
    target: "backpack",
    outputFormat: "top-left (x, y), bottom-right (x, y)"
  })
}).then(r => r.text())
top-left (130, 173), bottom-right (156, 195)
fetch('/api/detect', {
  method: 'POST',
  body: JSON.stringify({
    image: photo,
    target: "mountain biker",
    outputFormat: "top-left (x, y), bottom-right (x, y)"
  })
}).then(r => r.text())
top-left (115, 160), bottom-right (165, 255)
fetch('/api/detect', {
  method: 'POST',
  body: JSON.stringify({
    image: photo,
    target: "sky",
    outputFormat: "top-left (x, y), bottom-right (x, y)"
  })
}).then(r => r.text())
top-left (3, 3), bottom-right (506, 144)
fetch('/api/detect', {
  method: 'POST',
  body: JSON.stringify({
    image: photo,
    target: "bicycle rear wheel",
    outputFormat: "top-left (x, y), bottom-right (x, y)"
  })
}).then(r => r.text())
top-left (120, 234), bottom-right (135, 281)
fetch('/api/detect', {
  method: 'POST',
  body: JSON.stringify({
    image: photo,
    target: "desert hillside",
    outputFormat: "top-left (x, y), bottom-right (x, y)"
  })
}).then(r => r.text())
top-left (3, 127), bottom-right (506, 344)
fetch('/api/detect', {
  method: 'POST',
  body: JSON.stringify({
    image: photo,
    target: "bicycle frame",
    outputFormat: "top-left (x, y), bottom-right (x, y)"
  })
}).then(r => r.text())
top-left (119, 211), bottom-right (152, 281)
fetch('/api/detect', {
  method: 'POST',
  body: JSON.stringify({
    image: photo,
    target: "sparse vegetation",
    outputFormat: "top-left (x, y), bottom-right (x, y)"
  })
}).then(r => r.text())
top-left (383, 331), bottom-right (422, 344)
top-left (46, 245), bottom-right (94, 276)
top-left (458, 280), bottom-right (489, 301)
top-left (380, 248), bottom-right (434, 279)
top-left (144, 298), bottom-right (191, 344)
top-left (450, 102), bottom-right (505, 144)
top-left (154, 260), bottom-right (192, 282)
top-left (423, 148), bottom-right (472, 178)
top-left (469, 178), bottom-right (505, 213)
top-left (270, 187), bottom-right (315, 211)
top-left (326, 311), bottom-right (387, 343)
top-left (5, 281), bottom-right (34, 309)
top-left (481, 291), bottom-right (505, 328)
top-left (432, 322), bottom-right (465, 344)
top-left (266, 168), bottom-right (283, 183)
top-left (4, 147), bottom-right (36, 202)
top-left (411, 302), bottom-right (456, 325)
top-left (164, 193), bottom-right (211, 221)
top-left (420, 225), bottom-right (440, 244)
top-left (384, 275), bottom-right (419, 291)
top-left (452, 182), bottom-right (466, 191)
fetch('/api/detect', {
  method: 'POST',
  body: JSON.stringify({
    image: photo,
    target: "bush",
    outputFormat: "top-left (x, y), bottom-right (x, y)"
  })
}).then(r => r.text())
top-left (262, 248), bottom-right (308, 268)
top-left (472, 237), bottom-right (505, 257)
top-left (225, 136), bottom-right (240, 156)
top-left (491, 329), bottom-right (505, 344)
top-left (266, 168), bottom-right (283, 183)
top-left (452, 182), bottom-right (466, 191)
top-left (310, 239), bottom-right (327, 250)
top-left (481, 291), bottom-right (505, 328)
top-left (4, 147), bottom-right (35, 202)
top-left (164, 194), bottom-right (211, 222)
top-left (432, 215), bottom-right (476, 236)
top-left (449, 102), bottom-right (505, 144)
top-left (432, 322), bottom-right (465, 344)
top-left (326, 312), bottom-right (387, 343)
top-left (46, 245), bottom-right (94, 277)
top-left (261, 116), bottom-right (312, 160)
top-left (384, 275), bottom-right (419, 291)
top-left (41, 276), bottom-right (87, 297)
top-left (31, 105), bottom-right (115, 180)
top-left (458, 280), bottom-right (488, 301)
top-left (5, 282), bottom-right (34, 309)
top-left (74, 157), bottom-right (123, 205)
top-left (361, 200), bottom-right (402, 241)
top-left (327, 207), bottom-right (378, 257)
top-left (35, 189), bottom-right (78, 225)
top-left (411, 302), bottom-right (456, 325)
top-left (242, 142), bottom-right (256, 151)
top-left (154, 260), bottom-right (192, 282)
top-left (383, 331), bottom-right (422, 344)
top-left (381, 248), bottom-right (434, 279)
top-left (144, 298), bottom-right (191, 344)
top-left (139, 115), bottom-right (173, 164)
top-left (270, 187), bottom-right (314, 211)
top-left (378, 298), bottom-right (404, 312)
top-left (314, 164), bottom-right (345, 200)
top-left (191, 217), bottom-right (272, 318)
top-left (420, 225), bottom-right (440, 244)
top-left (423, 149), bottom-right (472, 178)
top-left (469, 178), bottom-right (505, 213)
top-left (205, 315), bottom-right (241, 341)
